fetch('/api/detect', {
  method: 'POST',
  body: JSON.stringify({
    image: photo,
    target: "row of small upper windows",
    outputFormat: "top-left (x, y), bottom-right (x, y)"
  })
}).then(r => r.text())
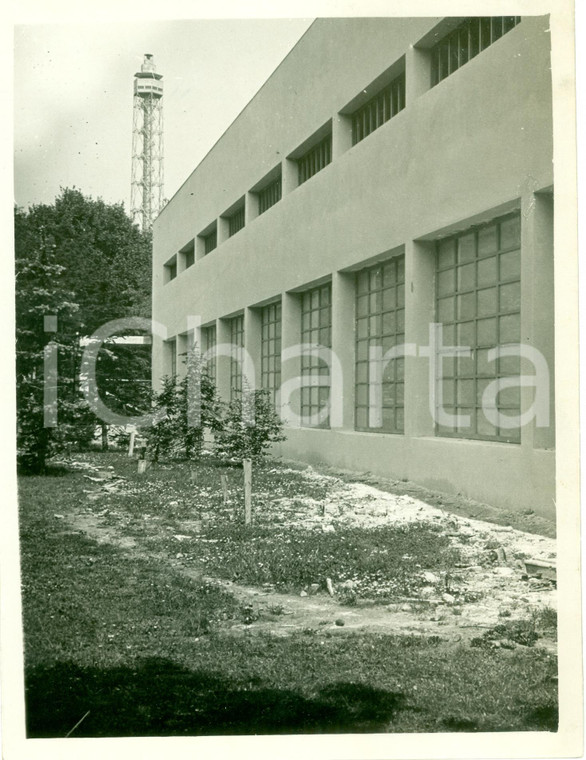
top-left (163, 16), bottom-right (521, 284)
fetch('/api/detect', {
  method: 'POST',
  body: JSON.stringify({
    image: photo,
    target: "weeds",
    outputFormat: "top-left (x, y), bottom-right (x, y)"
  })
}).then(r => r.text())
top-left (195, 522), bottom-right (460, 602)
top-left (471, 618), bottom-right (541, 649)
top-left (531, 606), bottom-right (557, 635)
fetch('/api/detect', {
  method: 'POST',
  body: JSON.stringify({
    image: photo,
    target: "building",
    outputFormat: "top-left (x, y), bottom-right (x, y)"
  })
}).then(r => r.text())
top-left (152, 17), bottom-right (554, 516)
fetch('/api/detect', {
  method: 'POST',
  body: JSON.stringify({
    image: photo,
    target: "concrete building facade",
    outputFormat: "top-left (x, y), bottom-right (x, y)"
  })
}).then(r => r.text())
top-left (152, 17), bottom-right (554, 516)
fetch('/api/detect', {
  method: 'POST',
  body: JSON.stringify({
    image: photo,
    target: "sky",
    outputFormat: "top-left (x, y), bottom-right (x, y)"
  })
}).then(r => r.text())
top-left (13, 17), bottom-right (313, 212)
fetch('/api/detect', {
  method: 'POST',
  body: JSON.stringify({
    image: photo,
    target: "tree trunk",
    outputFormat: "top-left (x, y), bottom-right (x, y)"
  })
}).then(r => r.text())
top-left (101, 423), bottom-right (109, 451)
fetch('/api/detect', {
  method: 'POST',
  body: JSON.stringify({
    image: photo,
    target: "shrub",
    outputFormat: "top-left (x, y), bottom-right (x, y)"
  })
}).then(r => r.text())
top-left (214, 389), bottom-right (286, 463)
top-left (144, 350), bottom-right (222, 461)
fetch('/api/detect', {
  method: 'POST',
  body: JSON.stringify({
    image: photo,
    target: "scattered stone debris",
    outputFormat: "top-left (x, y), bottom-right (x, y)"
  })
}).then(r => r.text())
top-left (523, 559), bottom-right (557, 582)
top-left (59, 457), bottom-right (556, 646)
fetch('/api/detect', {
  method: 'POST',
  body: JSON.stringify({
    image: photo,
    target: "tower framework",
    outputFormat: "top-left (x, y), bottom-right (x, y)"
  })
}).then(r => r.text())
top-left (131, 54), bottom-right (164, 231)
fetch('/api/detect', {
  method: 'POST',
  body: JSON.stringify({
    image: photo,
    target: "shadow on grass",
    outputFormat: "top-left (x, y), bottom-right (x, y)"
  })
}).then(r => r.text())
top-left (25, 658), bottom-right (406, 737)
top-left (523, 704), bottom-right (558, 732)
top-left (18, 463), bottom-right (73, 478)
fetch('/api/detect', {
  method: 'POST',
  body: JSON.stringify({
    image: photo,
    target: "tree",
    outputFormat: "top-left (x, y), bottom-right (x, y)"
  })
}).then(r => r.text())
top-left (145, 351), bottom-right (223, 462)
top-left (46, 188), bottom-right (153, 447)
top-left (15, 208), bottom-right (82, 472)
top-left (15, 189), bottom-right (152, 471)
top-left (50, 188), bottom-right (151, 333)
top-left (215, 389), bottom-right (286, 464)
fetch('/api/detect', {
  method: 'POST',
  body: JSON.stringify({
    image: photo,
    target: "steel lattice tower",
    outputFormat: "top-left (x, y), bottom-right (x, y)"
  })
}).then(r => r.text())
top-left (131, 54), bottom-right (164, 231)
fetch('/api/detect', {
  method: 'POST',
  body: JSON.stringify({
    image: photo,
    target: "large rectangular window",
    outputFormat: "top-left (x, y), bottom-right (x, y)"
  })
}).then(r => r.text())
top-left (355, 257), bottom-right (405, 434)
top-left (230, 315), bottom-right (244, 399)
top-left (261, 302), bottom-right (282, 407)
top-left (300, 284), bottom-right (332, 427)
top-left (258, 176), bottom-right (282, 215)
top-left (201, 325), bottom-right (217, 386)
top-left (435, 212), bottom-right (521, 442)
top-left (431, 17), bottom-right (521, 86)
top-left (298, 134), bottom-right (332, 186)
top-left (352, 72), bottom-right (405, 145)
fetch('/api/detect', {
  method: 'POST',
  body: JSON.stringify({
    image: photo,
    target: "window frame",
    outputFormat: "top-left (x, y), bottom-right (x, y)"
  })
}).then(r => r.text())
top-left (297, 133), bottom-right (332, 186)
top-left (227, 205), bottom-right (245, 238)
top-left (258, 175), bottom-right (282, 215)
top-left (229, 315), bottom-right (245, 399)
top-left (203, 228), bottom-right (217, 255)
top-left (300, 284), bottom-right (332, 428)
top-left (351, 71), bottom-right (406, 146)
top-left (430, 16), bottom-right (521, 87)
top-left (164, 256), bottom-right (177, 283)
top-left (260, 301), bottom-right (282, 408)
top-left (354, 255), bottom-right (406, 435)
top-left (201, 324), bottom-right (217, 386)
top-left (434, 211), bottom-right (522, 443)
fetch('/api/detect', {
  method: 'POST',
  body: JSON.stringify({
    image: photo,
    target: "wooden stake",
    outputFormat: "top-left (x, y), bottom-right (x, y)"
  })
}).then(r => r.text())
top-left (243, 459), bottom-right (252, 525)
top-left (220, 471), bottom-right (229, 504)
top-left (128, 429), bottom-right (136, 458)
top-left (137, 460), bottom-right (147, 475)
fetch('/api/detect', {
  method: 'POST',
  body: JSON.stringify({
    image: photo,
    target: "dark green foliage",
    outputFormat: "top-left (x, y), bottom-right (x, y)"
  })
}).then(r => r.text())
top-left (144, 365), bottom-right (285, 465)
top-left (14, 189), bottom-right (152, 471)
top-left (471, 618), bottom-right (541, 648)
top-left (94, 341), bottom-right (152, 419)
top-left (145, 354), bottom-right (222, 462)
top-left (215, 389), bottom-right (286, 463)
top-left (15, 206), bottom-right (82, 472)
top-left (50, 188), bottom-right (152, 331)
top-left (531, 606), bottom-right (557, 635)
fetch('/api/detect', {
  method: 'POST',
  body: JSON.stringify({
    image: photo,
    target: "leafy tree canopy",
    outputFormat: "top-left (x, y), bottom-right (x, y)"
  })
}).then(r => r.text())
top-left (15, 188), bottom-right (152, 471)
top-left (17, 187), bottom-right (151, 334)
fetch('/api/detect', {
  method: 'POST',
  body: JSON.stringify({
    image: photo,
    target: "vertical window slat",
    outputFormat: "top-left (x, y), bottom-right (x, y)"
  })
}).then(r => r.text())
top-left (297, 134), bottom-right (332, 185)
top-left (258, 176), bottom-right (282, 215)
top-left (351, 71), bottom-right (405, 146)
top-left (431, 16), bottom-right (520, 87)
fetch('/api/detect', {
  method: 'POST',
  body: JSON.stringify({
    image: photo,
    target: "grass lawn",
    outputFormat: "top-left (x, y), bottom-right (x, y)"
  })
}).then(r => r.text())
top-left (18, 453), bottom-right (558, 737)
